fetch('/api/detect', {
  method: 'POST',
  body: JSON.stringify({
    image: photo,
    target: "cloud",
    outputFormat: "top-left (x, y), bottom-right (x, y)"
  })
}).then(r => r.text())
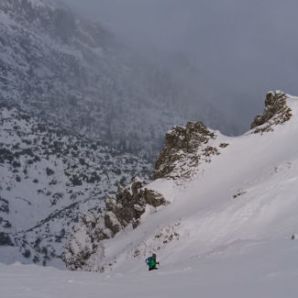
top-left (63, 0), bottom-right (298, 132)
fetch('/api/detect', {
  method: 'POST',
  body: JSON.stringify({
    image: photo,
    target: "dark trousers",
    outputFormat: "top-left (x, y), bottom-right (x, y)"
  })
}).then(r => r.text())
top-left (149, 267), bottom-right (158, 271)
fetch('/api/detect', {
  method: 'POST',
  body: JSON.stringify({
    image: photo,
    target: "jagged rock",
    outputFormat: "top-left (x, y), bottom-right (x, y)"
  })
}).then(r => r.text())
top-left (64, 179), bottom-right (167, 271)
top-left (251, 91), bottom-right (292, 133)
top-left (104, 212), bottom-right (121, 235)
top-left (106, 179), bottom-right (166, 230)
top-left (63, 212), bottom-right (107, 271)
top-left (219, 143), bottom-right (229, 148)
top-left (144, 188), bottom-right (166, 207)
top-left (131, 178), bottom-right (143, 194)
top-left (154, 121), bottom-right (216, 179)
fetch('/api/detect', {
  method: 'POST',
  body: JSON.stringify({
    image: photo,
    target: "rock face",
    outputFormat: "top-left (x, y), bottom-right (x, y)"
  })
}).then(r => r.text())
top-left (154, 122), bottom-right (218, 179)
top-left (64, 179), bottom-right (167, 271)
top-left (251, 91), bottom-right (292, 133)
top-left (106, 179), bottom-right (167, 231)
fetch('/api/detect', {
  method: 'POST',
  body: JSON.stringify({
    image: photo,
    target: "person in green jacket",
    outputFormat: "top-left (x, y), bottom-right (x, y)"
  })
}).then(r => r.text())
top-left (146, 253), bottom-right (159, 271)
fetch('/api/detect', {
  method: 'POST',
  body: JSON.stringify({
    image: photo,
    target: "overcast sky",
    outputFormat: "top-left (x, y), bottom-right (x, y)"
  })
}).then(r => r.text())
top-left (63, 0), bottom-right (298, 131)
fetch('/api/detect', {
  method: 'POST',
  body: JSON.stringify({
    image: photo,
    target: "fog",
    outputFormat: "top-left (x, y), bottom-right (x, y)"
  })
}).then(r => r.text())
top-left (63, 0), bottom-right (298, 133)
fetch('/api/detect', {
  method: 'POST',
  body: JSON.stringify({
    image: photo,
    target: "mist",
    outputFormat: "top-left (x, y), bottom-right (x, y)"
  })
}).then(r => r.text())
top-left (63, 0), bottom-right (298, 133)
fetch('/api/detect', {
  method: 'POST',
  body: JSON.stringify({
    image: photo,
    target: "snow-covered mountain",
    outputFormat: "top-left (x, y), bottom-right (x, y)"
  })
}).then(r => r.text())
top-left (0, 103), bottom-right (151, 266)
top-left (0, 0), bottom-right (228, 157)
top-left (64, 90), bottom-right (298, 274)
top-left (2, 92), bottom-right (298, 296)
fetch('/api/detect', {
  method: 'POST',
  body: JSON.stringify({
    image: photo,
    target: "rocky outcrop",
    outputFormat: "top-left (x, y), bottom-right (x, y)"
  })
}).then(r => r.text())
top-left (154, 121), bottom-right (219, 179)
top-left (251, 91), bottom-right (292, 133)
top-left (64, 179), bottom-right (167, 271)
top-left (64, 120), bottom-right (229, 271)
top-left (106, 179), bottom-right (167, 231)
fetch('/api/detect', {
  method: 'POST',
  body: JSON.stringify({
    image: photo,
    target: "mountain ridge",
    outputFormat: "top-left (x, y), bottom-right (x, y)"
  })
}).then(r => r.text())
top-left (64, 91), bottom-right (298, 272)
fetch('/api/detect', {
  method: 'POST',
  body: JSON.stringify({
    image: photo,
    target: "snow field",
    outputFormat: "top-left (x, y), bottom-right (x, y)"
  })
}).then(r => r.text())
top-left (1, 237), bottom-right (298, 298)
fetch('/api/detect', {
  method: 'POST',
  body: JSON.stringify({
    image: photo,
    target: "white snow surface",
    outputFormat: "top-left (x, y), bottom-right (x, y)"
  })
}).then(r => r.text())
top-left (85, 95), bottom-right (298, 273)
top-left (2, 95), bottom-right (298, 296)
top-left (1, 239), bottom-right (297, 297)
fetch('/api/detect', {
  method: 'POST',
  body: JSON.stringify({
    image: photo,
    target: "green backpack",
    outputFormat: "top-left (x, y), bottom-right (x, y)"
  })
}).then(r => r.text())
top-left (146, 257), bottom-right (157, 269)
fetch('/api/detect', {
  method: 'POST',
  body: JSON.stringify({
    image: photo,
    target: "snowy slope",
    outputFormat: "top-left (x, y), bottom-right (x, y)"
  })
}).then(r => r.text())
top-left (0, 103), bottom-right (151, 266)
top-left (67, 92), bottom-right (298, 273)
top-left (1, 239), bottom-right (298, 298)
top-left (2, 92), bottom-right (298, 297)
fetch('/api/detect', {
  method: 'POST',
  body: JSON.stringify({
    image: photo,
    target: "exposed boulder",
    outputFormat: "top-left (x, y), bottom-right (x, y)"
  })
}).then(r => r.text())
top-left (104, 212), bottom-right (122, 235)
top-left (251, 91), bottom-right (292, 133)
top-left (143, 188), bottom-right (166, 208)
top-left (154, 121), bottom-right (218, 179)
top-left (63, 213), bottom-right (106, 271)
top-left (104, 178), bottom-right (167, 231)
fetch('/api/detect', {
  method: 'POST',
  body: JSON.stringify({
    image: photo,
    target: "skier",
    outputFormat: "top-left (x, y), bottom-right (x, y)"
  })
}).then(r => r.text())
top-left (145, 253), bottom-right (159, 271)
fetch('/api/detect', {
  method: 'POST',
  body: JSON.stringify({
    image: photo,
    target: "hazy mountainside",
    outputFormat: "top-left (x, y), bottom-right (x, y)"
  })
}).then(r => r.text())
top-left (64, 91), bottom-right (298, 273)
top-left (0, 0), bottom-right (228, 157)
top-left (0, 0), bottom-right (233, 269)
top-left (0, 103), bottom-right (150, 266)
